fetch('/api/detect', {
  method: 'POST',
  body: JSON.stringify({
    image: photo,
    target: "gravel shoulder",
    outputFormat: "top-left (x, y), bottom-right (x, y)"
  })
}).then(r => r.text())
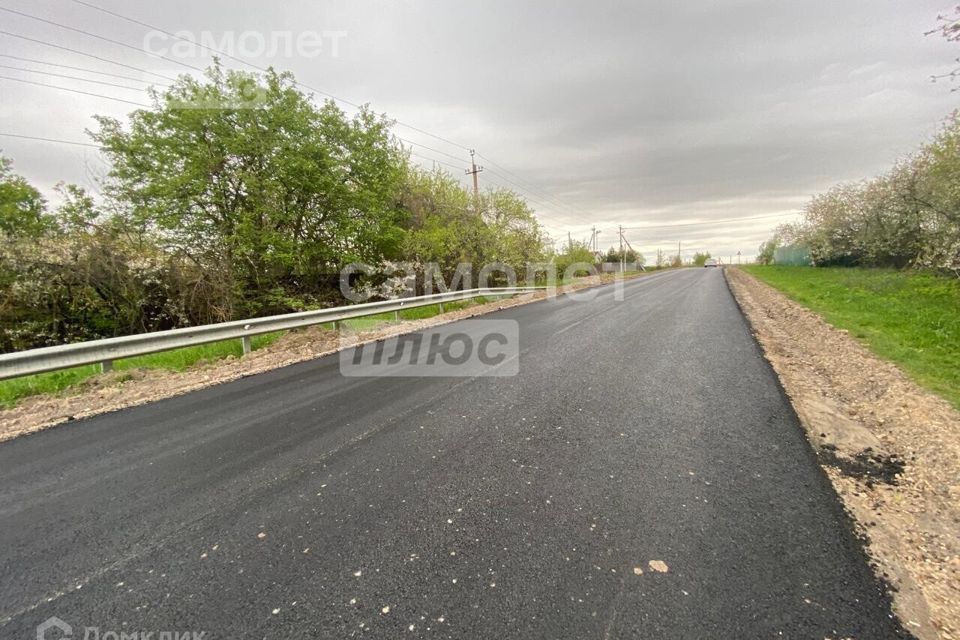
top-left (726, 267), bottom-right (960, 640)
top-left (0, 273), bottom-right (644, 443)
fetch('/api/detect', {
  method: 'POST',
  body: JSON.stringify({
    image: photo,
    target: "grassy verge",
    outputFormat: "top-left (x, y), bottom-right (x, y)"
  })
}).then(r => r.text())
top-left (0, 332), bottom-right (284, 408)
top-left (741, 265), bottom-right (960, 409)
top-left (0, 295), bottom-right (505, 409)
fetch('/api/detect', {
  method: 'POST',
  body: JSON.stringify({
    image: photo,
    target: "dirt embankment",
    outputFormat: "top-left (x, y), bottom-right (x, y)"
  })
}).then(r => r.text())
top-left (726, 267), bottom-right (960, 640)
top-left (0, 272), bottom-right (644, 443)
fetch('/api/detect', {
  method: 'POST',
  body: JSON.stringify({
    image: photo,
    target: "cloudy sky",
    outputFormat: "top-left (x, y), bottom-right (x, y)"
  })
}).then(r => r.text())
top-left (0, 0), bottom-right (956, 261)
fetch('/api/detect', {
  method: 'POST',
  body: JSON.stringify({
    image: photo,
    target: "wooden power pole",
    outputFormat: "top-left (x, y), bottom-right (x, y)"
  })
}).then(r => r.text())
top-left (465, 149), bottom-right (483, 200)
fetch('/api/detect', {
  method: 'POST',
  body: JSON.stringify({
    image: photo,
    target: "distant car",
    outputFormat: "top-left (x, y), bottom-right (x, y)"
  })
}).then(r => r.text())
top-left (703, 258), bottom-right (719, 267)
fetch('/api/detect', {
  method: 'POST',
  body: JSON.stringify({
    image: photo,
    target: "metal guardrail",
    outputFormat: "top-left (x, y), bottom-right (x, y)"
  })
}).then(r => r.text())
top-left (0, 287), bottom-right (544, 381)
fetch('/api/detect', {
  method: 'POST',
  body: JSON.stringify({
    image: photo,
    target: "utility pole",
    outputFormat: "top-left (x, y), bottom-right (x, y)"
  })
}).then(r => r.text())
top-left (737, 250), bottom-right (742, 265)
top-left (465, 149), bottom-right (483, 200)
top-left (677, 240), bottom-right (681, 263)
top-left (591, 226), bottom-right (601, 253)
top-left (620, 232), bottom-right (643, 271)
top-left (619, 225), bottom-right (624, 272)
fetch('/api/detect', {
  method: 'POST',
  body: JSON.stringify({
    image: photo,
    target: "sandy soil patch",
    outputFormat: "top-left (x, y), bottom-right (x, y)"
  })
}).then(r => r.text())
top-left (726, 267), bottom-right (960, 640)
top-left (0, 273), bottom-right (643, 442)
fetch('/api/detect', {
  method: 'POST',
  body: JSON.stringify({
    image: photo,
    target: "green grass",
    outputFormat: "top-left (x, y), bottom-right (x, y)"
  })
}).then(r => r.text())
top-left (0, 332), bottom-right (283, 408)
top-left (742, 265), bottom-right (960, 409)
top-left (0, 295), bottom-right (504, 408)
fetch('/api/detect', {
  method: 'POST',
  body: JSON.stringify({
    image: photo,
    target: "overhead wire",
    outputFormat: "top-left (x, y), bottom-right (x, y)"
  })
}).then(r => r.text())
top-left (0, 63), bottom-right (159, 91)
top-left (17, 0), bottom-right (589, 224)
top-left (0, 29), bottom-right (175, 81)
top-left (68, 0), bottom-right (474, 153)
top-left (0, 75), bottom-right (151, 107)
top-left (0, 53), bottom-right (155, 83)
top-left (0, 132), bottom-right (100, 147)
top-left (0, 6), bottom-right (206, 73)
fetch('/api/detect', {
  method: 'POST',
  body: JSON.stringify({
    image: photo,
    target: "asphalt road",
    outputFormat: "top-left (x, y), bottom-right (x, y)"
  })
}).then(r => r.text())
top-left (0, 268), bottom-right (909, 639)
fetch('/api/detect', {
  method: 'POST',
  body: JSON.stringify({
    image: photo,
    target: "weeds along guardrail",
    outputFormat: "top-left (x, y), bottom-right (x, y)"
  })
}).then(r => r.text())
top-left (0, 287), bottom-right (544, 381)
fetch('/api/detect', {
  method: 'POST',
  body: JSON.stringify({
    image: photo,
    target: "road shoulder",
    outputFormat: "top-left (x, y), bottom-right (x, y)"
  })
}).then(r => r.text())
top-left (726, 267), bottom-right (960, 640)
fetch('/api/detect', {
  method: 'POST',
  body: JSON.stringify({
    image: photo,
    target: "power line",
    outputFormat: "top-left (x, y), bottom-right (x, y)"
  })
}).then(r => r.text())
top-left (0, 75), bottom-right (150, 107)
top-left (406, 149), bottom-right (560, 210)
top-left (0, 133), bottom-right (774, 248)
top-left (0, 6), bottom-right (205, 73)
top-left (0, 132), bottom-right (564, 240)
top-left (400, 139), bottom-right (467, 164)
top-left (475, 152), bottom-right (588, 218)
top-left (0, 132), bottom-right (100, 147)
top-left (0, 29), bottom-right (175, 81)
top-left (60, 0), bottom-right (592, 222)
top-left (0, 54), bottom-right (159, 83)
top-left (482, 165), bottom-right (585, 219)
top-left (0, 132), bottom-right (567, 224)
top-left (403, 149), bottom-right (582, 226)
top-left (69, 0), bottom-right (473, 152)
top-left (407, 151), bottom-right (462, 172)
top-left (22, 1), bottom-right (472, 169)
top-left (0, 134), bottom-right (476, 179)
top-left (7, 1), bottom-right (583, 222)
top-left (0, 64), bottom-right (158, 91)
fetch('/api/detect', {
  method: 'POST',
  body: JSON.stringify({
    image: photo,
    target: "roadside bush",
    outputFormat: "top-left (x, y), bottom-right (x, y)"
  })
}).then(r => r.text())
top-left (759, 115), bottom-right (960, 274)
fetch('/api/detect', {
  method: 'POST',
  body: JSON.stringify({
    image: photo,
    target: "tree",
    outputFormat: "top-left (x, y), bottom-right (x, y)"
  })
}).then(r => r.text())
top-left (481, 186), bottom-right (548, 281)
top-left (603, 247), bottom-right (640, 264)
top-left (757, 238), bottom-right (778, 265)
top-left (758, 223), bottom-right (805, 265)
top-left (555, 240), bottom-right (596, 278)
top-left (755, 116), bottom-right (960, 273)
top-left (928, 6), bottom-right (960, 88)
top-left (400, 167), bottom-right (487, 288)
top-left (398, 167), bottom-right (548, 290)
top-left (692, 251), bottom-right (712, 267)
top-left (91, 62), bottom-right (408, 315)
top-left (0, 155), bottom-right (49, 238)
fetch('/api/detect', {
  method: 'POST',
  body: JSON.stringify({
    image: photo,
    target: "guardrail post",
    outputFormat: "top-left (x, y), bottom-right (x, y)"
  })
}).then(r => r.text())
top-left (439, 302), bottom-right (444, 314)
top-left (99, 360), bottom-right (113, 374)
top-left (241, 336), bottom-right (252, 356)
top-left (394, 310), bottom-right (400, 322)
top-left (333, 320), bottom-right (340, 331)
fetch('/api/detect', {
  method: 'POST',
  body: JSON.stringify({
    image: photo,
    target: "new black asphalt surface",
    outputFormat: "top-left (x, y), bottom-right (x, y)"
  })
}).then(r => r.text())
top-left (0, 269), bottom-right (909, 639)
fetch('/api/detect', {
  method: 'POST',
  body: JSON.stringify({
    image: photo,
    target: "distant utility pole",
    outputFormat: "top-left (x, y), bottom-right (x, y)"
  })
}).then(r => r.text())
top-left (465, 149), bottom-right (484, 199)
top-left (619, 225), bottom-right (624, 272)
top-left (737, 250), bottom-right (742, 265)
top-left (677, 241), bottom-right (681, 262)
top-left (620, 232), bottom-right (643, 271)
top-left (590, 226), bottom-right (601, 253)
